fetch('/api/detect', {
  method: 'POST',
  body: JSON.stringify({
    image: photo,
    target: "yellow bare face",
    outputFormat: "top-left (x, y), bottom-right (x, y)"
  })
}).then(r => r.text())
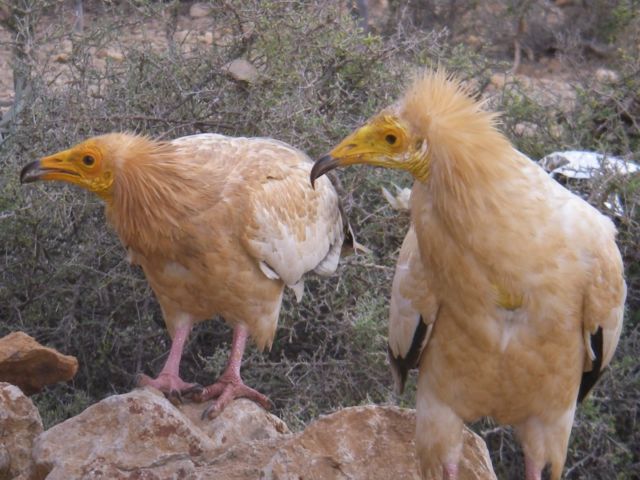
top-left (310, 113), bottom-right (429, 186)
top-left (20, 139), bottom-right (115, 200)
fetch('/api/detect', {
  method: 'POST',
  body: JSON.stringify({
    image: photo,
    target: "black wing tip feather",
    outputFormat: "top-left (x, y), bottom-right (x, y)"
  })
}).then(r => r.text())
top-left (578, 327), bottom-right (604, 403)
top-left (388, 345), bottom-right (409, 395)
top-left (388, 316), bottom-right (429, 395)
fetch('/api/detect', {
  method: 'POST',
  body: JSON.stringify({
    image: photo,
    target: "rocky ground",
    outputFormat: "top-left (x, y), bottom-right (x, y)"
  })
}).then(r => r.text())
top-left (0, 332), bottom-right (496, 480)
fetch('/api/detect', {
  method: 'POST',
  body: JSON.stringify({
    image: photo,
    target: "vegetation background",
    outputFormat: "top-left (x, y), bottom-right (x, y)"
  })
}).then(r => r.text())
top-left (0, 0), bottom-right (638, 478)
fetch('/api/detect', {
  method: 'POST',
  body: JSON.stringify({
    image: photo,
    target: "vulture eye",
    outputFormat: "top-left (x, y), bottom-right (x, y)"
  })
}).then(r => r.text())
top-left (385, 134), bottom-right (397, 145)
top-left (82, 155), bottom-right (95, 166)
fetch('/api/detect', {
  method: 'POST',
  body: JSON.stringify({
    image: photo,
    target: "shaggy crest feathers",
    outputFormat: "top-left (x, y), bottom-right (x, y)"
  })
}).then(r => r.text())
top-left (105, 134), bottom-right (219, 253)
top-left (400, 70), bottom-right (516, 208)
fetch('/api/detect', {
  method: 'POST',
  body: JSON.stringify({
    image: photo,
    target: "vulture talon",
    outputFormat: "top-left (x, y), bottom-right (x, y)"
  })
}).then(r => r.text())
top-left (201, 402), bottom-right (221, 420)
top-left (199, 383), bottom-right (272, 420)
top-left (181, 384), bottom-right (205, 400)
top-left (167, 389), bottom-right (183, 405)
top-left (135, 367), bottom-right (199, 396)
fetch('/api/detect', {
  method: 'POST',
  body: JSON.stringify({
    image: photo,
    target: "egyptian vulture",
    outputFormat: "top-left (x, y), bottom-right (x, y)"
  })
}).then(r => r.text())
top-left (310, 71), bottom-right (626, 480)
top-left (21, 132), bottom-right (345, 418)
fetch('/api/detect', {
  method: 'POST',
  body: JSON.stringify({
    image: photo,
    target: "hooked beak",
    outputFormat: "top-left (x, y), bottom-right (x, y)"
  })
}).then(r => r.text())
top-left (310, 155), bottom-right (340, 188)
top-left (19, 161), bottom-right (46, 184)
top-left (310, 126), bottom-right (381, 188)
top-left (20, 150), bottom-right (80, 185)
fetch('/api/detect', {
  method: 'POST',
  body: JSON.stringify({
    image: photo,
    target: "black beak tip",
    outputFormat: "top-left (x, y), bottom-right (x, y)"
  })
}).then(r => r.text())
top-left (20, 161), bottom-right (41, 184)
top-left (310, 155), bottom-right (338, 189)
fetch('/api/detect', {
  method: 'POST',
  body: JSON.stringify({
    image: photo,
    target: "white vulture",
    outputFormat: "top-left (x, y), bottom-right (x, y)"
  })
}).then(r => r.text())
top-left (21, 132), bottom-right (346, 418)
top-left (310, 70), bottom-right (626, 480)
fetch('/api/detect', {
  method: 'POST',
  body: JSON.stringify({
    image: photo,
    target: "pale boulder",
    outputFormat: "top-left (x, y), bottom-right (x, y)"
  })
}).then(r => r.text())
top-left (31, 389), bottom-right (495, 479)
top-left (179, 398), bottom-right (289, 449)
top-left (263, 405), bottom-right (496, 480)
top-left (224, 58), bottom-right (259, 83)
top-left (0, 382), bottom-right (43, 480)
top-left (31, 388), bottom-right (217, 479)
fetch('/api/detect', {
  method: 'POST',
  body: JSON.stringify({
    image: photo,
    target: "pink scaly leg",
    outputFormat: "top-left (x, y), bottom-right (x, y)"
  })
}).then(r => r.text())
top-left (196, 324), bottom-right (271, 419)
top-left (443, 463), bottom-right (459, 480)
top-left (525, 455), bottom-right (543, 480)
top-left (137, 322), bottom-right (200, 399)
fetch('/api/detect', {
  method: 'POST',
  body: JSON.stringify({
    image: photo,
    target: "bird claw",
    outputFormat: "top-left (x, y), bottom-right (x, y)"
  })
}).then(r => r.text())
top-left (165, 384), bottom-right (206, 405)
top-left (201, 402), bottom-right (222, 420)
top-left (197, 379), bottom-right (272, 420)
top-left (167, 389), bottom-right (183, 405)
top-left (136, 372), bottom-right (202, 404)
top-left (181, 384), bottom-right (205, 400)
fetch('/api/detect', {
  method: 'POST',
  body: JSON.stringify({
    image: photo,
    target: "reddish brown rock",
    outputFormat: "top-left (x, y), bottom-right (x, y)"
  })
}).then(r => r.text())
top-left (0, 382), bottom-right (44, 480)
top-left (0, 332), bottom-right (78, 395)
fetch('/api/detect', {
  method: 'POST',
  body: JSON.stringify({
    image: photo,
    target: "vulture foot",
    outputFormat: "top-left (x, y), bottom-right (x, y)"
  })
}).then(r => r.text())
top-left (197, 375), bottom-right (272, 419)
top-left (137, 372), bottom-right (202, 404)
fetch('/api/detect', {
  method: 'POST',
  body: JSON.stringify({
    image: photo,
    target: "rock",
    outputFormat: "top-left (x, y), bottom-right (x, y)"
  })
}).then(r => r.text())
top-left (269, 405), bottom-right (423, 478)
top-left (198, 405), bottom-right (496, 479)
top-left (52, 52), bottom-right (70, 63)
top-left (540, 150), bottom-right (640, 179)
top-left (262, 406), bottom-right (495, 480)
top-left (595, 68), bottom-right (619, 84)
top-left (189, 3), bottom-right (212, 18)
top-left (365, 0), bottom-right (390, 31)
top-left (179, 398), bottom-right (289, 449)
top-left (514, 122), bottom-right (539, 137)
top-left (173, 29), bottom-right (192, 44)
top-left (224, 58), bottom-right (259, 83)
top-left (459, 428), bottom-right (497, 479)
top-left (32, 388), bottom-right (218, 479)
top-left (31, 390), bottom-right (495, 479)
top-left (95, 48), bottom-right (124, 62)
top-left (211, 26), bottom-right (235, 46)
top-left (0, 382), bottom-right (44, 480)
top-left (499, 75), bottom-right (576, 113)
top-left (490, 72), bottom-right (508, 89)
top-left (0, 332), bottom-right (78, 395)
top-left (533, 78), bottom-right (576, 111)
top-left (51, 39), bottom-right (73, 64)
top-left (201, 31), bottom-right (214, 45)
top-left (0, 446), bottom-right (9, 478)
